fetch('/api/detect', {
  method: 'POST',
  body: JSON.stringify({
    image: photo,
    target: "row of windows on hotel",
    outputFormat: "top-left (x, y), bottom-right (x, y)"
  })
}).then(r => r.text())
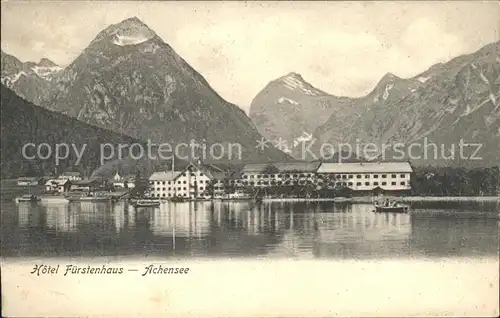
top-left (151, 179), bottom-right (209, 185)
top-left (152, 193), bottom-right (209, 197)
top-left (241, 181), bottom-right (407, 187)
top-left (155, 186), bottom-right (206, 191)
top-left (242, 173), bottom-right (408, 179)
top-left (154, 181), bottom-right (406, 190)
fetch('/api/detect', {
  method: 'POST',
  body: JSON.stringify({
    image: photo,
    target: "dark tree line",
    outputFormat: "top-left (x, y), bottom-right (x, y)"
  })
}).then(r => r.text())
top-left (411, 166), bottom-right (500, 196)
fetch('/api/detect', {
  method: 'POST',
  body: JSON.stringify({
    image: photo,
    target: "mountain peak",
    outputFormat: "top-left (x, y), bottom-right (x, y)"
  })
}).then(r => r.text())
top-left (114, 16), bottom-right (147, 27)
top-left (380, 72), bottom-right (400, 82)
top-left (97, 16), bottom-right (157, 46)
top-left (269, 71), bottom-right (327, 97)
top-left (372, 72), bottom-right (403, 91)
top-left (281, 72), bottom-right (304, 81)
top-left (38, 58), bottom-right (57, 67)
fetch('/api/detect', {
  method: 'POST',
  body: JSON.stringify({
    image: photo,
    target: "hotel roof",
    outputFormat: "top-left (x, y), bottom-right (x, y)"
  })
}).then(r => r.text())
top-left (273, 161), bottom-right (321, 172)
top-left (241, 161), bottom-right (322, 174)
top-left (150, 163), bottom-right (227, 181)
top-left (317, 162), bottom-right (413, 174)
top-left (241, 163), bottom-right (272, 173)
top-left (60, 172), bottom-right (82, 176)
top-left (71, 179), bottom-right (101, 186)
top-left (44, 179), bottom-right (70, 186)
top-left (149, 171), bottom-right (183, 181)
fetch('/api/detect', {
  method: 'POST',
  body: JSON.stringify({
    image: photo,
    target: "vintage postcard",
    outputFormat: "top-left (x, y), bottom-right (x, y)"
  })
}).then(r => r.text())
top-left (1, 1), bottom-right (499, 317)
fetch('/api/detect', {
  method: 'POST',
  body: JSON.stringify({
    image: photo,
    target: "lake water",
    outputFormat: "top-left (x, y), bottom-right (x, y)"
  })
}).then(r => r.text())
top-left (1, 197), bottom-right (498, 259)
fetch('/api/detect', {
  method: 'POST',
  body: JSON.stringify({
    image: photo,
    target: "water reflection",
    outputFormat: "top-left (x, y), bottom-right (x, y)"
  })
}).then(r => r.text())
top-left (45, 203), bottom-right (77, 233)
top-left (0, 201), bottom-right (497, 259)
top-left (113, 202), bottom-right (126, 234)
top-left (149, 202), bottom-right (211, 238)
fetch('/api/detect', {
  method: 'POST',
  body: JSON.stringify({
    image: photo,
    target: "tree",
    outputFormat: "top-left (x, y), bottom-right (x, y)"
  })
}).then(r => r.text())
top-left (205, 180), bottom-right (216, 199)
top-left (263, 165), bottom-right (280, 175)
top-left (130, 171), bottom-right (150, 197)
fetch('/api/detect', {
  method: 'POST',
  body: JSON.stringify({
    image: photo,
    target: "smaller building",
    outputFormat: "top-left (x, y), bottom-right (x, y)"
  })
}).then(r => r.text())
top-left (44, 179), bottom-right (71, 193)
top-left (69, 179), bottom-right (102, 192)
top-left (111, 172), bottom-right (136, 189)
top-left (16, 177), bottom-right (39, 186)
top-left (58, 171), bottom-right (83, 181)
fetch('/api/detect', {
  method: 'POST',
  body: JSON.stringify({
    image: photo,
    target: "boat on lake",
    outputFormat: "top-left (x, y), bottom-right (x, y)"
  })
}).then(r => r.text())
top-left (170, 196), bottom-right (187, 203)
top-left (65, 191), bottom-right (112, 202)
top-left (333, 197), bottom-right (352, 203)
top-left (14, 194), bottom-right (40, 203)
top-left (133, 199), bottom-right (161, 207)
top-left (373, 199), bottom-right (409, 213)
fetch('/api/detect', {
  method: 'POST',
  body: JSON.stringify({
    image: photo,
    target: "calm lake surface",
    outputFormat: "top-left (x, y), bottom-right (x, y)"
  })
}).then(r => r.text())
top-left (1, 193), bottom-right (498, 259)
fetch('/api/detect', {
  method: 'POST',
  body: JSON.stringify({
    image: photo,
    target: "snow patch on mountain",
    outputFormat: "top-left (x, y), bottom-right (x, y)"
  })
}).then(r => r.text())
top-left (2, 71), bottom-right (28, 85)
top-left (382, 83), bottom-right (394, 100)
top-left (281, 74), bottom-right (320, 96)
top-left (489, 93), bottom-right (497, 106)
top-left (293, 132), bottom-right (313, 147)
top-left (417, 76), bottom-right (430, 83)
top-left (454, 98), bottom-right (492, 125)
top-left (31, 66), bottom-right (63, 79)
top-left (277, 97), bottom-right (299, 105)
top-left (112, 34), bottom-right (151, 46)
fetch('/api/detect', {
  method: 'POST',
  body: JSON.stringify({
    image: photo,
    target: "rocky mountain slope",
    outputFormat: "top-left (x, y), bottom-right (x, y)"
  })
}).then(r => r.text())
top-left (31, 17), bottom-right (288, 163)
top-left (1, 50), bottom-right (61, 105)
top-left (315, 41), bottom-right (500, 166)
top-left (0, 85), bottom-right (179, 179)
top-left (252, 41), bottom-right (500, 166)
top-left (249, 72), bottom-right (352, 156)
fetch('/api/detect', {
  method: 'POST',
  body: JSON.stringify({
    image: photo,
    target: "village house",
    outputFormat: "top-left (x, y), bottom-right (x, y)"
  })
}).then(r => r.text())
top-left (44, 178), bottom-right (72, 193)
top-left (16, 177), bottom-right (40, 186)
top-left (58, 171), bottom-right (83, 181)
top-left (69, 179), bottom-right (102, 193)
top-left (111, 172), bottom-right (136, 189)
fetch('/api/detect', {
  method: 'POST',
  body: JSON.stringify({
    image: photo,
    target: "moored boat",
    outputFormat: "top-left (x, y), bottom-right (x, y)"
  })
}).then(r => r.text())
top-left (133, 199), bottom-right (161, 207)
top-left (65, 191), bottom-right (112, 202)
top-left (69, 196), bottom-right (111, 202)
top-left (374, 205), bottom-right (409, 213)
top-left (14, 194), bottom-right (40, 203)
top-left (170, 196), bottom-right (187, 203)
top-left (373, 200), bottom-right (409, 213)
top-left (333, 197), bottom-right (352, 203)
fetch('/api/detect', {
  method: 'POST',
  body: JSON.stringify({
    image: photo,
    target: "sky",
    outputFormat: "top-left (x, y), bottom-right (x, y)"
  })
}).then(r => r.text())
top-left (1, 1), bottom-right (499, 112)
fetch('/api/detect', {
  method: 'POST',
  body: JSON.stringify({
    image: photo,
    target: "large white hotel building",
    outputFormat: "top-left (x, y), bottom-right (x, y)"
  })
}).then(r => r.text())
top-left (148, 161), bottom-right (413, 198)
top-left (316, 162), bottom-right (413, 192)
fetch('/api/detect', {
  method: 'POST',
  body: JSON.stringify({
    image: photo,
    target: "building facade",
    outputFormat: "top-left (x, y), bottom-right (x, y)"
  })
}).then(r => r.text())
top-left (149, 161), bottom-right (413, 199)
top-left (111, 172), bottom-right (136, 189)
top-left (316, 162), bottom-right (413, 193)
top-left (237, 162), bottom-right (321, 188)
top-left (44, 179), bottom-right (71, 193)
top-left (149, 163), bottom-right (225, 199)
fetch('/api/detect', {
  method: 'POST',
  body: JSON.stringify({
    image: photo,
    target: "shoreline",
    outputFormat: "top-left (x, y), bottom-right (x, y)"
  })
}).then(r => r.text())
top-left (4, 195), bottom-right (499, 205)
top-left (262, 196), bottom-right (500, 203)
